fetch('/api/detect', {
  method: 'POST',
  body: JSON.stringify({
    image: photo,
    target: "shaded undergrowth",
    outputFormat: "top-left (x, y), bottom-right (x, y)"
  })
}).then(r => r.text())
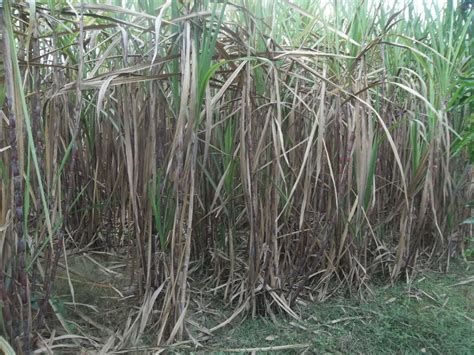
top-left (207, 260), bottom-right (473, 354)
top-left (48, 256), bottom-right (473, 353)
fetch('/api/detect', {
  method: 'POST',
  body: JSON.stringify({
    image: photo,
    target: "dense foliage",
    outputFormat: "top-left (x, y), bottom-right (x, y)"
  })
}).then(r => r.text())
top-left (0, 0), bottom-right (472, 352)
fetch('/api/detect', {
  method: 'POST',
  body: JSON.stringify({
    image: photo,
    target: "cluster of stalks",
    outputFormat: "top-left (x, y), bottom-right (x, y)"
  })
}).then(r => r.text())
top-left (0, 0), bottom-right (472, 352)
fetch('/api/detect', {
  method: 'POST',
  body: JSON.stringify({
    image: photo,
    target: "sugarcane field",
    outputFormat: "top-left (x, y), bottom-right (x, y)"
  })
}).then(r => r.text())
top-left (0, 0), bottom-right (473, 353)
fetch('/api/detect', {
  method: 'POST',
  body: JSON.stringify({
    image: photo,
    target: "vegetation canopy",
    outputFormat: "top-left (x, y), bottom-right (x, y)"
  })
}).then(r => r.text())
top-left (0, 0), bottom-right (472, 352)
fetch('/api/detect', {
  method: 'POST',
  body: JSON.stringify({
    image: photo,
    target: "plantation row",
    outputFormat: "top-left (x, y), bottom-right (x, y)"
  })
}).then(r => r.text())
top-left (0, 0), bottom-right (472, 353)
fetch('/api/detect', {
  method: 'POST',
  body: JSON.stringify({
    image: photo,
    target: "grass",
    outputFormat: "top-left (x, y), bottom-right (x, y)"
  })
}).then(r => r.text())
top-left (51, 253), bottom-right (136, 335)
top-left (208, 261), bottom-right (474, 354)
top-left (44, 257), bottom-right (474, 353)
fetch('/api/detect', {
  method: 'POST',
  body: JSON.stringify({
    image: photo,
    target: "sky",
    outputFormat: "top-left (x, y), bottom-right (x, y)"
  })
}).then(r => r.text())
top-left (307, 0), bottom-right (452, 20)
top-left (384, 0), bottom-right (449, 17)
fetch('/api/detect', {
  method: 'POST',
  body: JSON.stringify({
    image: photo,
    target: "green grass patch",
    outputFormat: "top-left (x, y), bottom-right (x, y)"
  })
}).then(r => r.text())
top-left (208, 262), bottom-right (474, 354)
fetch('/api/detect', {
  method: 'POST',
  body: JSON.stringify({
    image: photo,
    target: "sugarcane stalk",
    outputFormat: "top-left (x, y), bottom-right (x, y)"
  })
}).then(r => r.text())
top-left (36, 3), bottom-right (84, 333)
top-left (1, 2), bottom-right (30, 352)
